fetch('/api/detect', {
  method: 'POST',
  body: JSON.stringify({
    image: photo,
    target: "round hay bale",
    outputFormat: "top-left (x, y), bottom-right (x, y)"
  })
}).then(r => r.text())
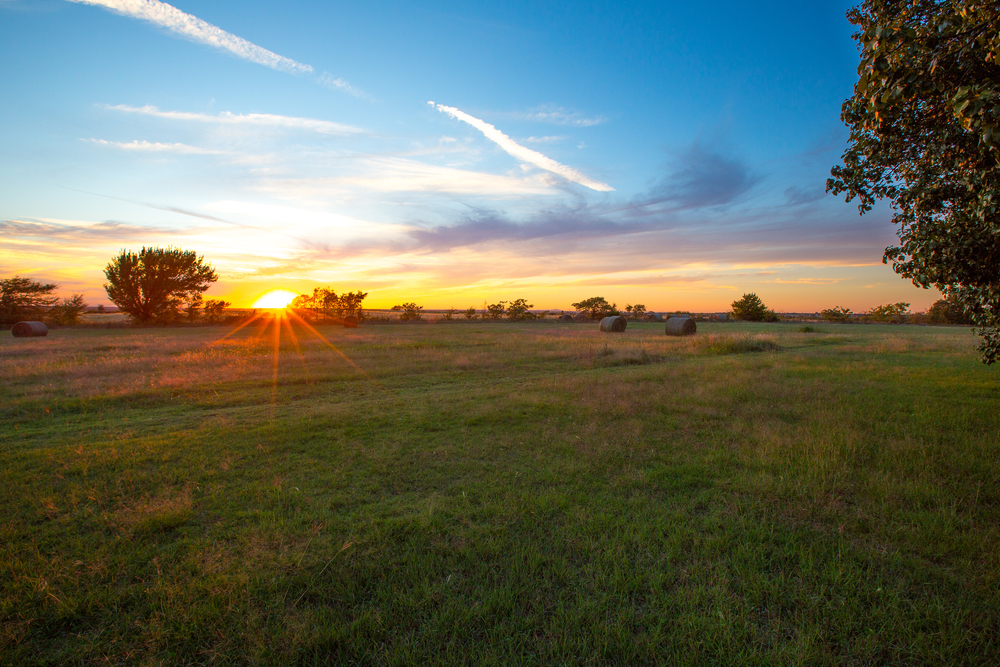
top-left (600, 315), bottom-right (627, 332)
top-left (573, 312), bottom-right (589, 323)
top-left (664, 316), bottom-right (696, 336)
top-left (645, 312), bottom-right (663, 322)
top-left (343, 315), bottom-right (359, 328)
top-left (12, 321), bottom-right (48, 337)
top-left (558, 313), bottom-right (573, 322)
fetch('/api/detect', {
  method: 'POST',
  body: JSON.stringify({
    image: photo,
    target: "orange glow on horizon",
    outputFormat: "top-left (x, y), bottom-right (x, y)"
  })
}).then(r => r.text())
top-left (252, 289), bottom-right (299, 309)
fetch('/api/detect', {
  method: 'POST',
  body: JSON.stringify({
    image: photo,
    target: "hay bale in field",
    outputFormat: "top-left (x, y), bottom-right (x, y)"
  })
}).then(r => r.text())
top-left (646, 312), bottom-right (663, 322)
top-left (343, 315), bottom-right (359, 328)
top-left (11, 321), bottom-right (48, 337)
top-left (600, 315), bottom-right (627, 332)
top-left (664, 316), bottom-right (696, 336)
top-left (558, 313), bottom-right (573, 322)
top-left (573, 312), bottom-right (589, 323)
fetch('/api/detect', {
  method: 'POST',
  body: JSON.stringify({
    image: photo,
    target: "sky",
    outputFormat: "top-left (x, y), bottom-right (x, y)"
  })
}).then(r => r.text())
top-left (0, 0), bottom-right (940, 312)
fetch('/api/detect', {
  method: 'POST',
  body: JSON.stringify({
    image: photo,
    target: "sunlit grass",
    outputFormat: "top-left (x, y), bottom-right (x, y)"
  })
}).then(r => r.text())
top-left (1, 321), bottom-right (997, 664)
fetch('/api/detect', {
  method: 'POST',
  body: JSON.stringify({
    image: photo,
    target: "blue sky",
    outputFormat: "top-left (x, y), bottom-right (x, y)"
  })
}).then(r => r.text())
top-left (0, 0), bottom-right (937, 311)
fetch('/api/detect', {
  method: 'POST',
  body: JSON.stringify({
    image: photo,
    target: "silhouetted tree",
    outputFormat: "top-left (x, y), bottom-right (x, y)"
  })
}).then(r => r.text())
top-left (0, 276), bottom-right (59, 325)
top-left (571, 296), bottom-right (619, 320)
top-left (49, 294), bottom-right (88, 326)
top-left (292, 288), bottom-right (368, 321)
top-left (486, 301), bottom-right (507, 320)
top-left (731, 293), bottom-right (778, 322)
top-left (104, 247), bottom-right (218, 323)
top-left (869, 302), bottom-right (910, 324)
top-left (391, 302), bottom-right (423, 321)
top-left (506, 298), bottom-right (535, 321)
top-left (820, 306), bottom-right (853, 323)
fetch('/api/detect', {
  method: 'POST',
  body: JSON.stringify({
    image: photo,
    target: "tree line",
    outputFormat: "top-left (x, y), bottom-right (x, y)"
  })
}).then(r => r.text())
top-left (0, 245), bottom-right (987, 362)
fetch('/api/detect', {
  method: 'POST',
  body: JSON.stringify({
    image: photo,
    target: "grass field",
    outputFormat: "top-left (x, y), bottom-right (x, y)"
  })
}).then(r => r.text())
top-left (2, 319), bottom-right (998, 665)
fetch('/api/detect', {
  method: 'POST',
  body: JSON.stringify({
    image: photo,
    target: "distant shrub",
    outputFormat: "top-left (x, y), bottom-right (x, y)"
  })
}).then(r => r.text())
top-left (798, 325), bottom-right (817, 333)
top-left (485, 301), bottom-right (507, 320)
top-left (48, 294), bottom-right (88, 326)
top-left (624, 303), bottom-right (647, 319)
top-left (730, 293), bottom-right (779, 322)
top-left (869, 302), bottom-right (910, 324)
top-left (441, 308), bottom-right (456, 321)
top-left (928, 295), bottom-right (973, 325)
top-left (204, 299), bottom-right (231, 324)
top-left (392, 302), bottom-right (424, 321)
top-left (506, 298), bottom-right (535, 321)
top-left (820, 306), bottom-right (853, 322)
top-left (464, 307), bottom-right (477, 320)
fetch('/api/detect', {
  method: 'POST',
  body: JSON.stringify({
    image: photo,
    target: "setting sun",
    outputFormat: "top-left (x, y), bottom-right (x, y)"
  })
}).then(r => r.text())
top-left (252, 289), bottom-right (299, 309)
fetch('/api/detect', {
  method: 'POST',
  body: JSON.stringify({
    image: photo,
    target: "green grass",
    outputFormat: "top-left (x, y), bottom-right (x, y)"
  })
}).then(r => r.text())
top-left (1, 320), bottom-right (998, 665)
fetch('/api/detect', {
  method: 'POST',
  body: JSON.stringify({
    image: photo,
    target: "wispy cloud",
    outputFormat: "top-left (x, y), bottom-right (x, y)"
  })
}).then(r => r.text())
top-left (253, 156), bottom-right (562, 198)
top-left (784, 185), bottom-right (826, 206)
top-left (83, 138), bottom-right (223, 154)
top-left (430, 102), bottom-right (614, 192)
top-left (105, 104), bottom-right (365, 135)
top-left (65, 0), bottom-right (313, 74)
top-left (0, 217), bottom-right (175, 243)
top-left (405, 207), bottom-right (643, 251)
top-left (636, 143), bottom-right (759, 212)
top-left (515, 105), bottom-right (607, 127)
top-left (318, 72), bottom-right (370, 100)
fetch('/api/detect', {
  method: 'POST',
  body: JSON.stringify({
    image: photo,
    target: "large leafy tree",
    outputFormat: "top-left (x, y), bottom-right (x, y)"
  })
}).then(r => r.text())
top-left (828, 1), bottom-right (1000, 362)
top-left (104, 247), bottom-right (218, 323)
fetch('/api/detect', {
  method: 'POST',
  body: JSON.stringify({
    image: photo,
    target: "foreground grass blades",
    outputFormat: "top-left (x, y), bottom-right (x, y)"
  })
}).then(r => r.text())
top-left (1, 321), bottom-right (998, 665)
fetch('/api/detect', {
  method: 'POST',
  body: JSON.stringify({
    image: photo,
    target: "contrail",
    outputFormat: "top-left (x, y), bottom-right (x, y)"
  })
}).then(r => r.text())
top-left (430, 102), bottom-right (614, 192)
top-left (66, 0), bottom-right (313, 74)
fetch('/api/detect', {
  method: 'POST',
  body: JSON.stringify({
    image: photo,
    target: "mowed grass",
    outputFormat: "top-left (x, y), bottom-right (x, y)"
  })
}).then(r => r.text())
top-left (1, 319), bottom-right (998, 665)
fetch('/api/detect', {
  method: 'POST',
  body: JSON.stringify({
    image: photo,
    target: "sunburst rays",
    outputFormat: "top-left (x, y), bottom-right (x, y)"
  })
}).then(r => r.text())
top-left (210, 307), bottom-right (370, 406)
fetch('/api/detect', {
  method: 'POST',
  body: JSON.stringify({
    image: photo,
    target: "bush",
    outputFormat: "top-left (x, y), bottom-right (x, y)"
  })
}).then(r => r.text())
top-left (869, 302), bottom-right (910, 324)
top-left (820, 306), bottom-right (853, 323)
top-left (928, 295), bottom-right (973, 325)
top-left (485, 301), bottom-right (507, 320)
top-left (624, 304), bottom-right (647, 319)
top-left (392, 302), bottom-right (423, 321)
top-left (204, 300), bottom-right (231, 324)
top-left (730, 293), bottom-right (778, 322)
top-left (506, 298), bottom-right (534, 321)
top-left (464, 307), bottom-right (477, 320)
top-left (48, 294), bottom-right (88, 326)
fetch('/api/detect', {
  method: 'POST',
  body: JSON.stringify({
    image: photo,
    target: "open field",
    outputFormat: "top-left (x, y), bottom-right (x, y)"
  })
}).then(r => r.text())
top-left (2, 320), bottom-right (998, 665)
